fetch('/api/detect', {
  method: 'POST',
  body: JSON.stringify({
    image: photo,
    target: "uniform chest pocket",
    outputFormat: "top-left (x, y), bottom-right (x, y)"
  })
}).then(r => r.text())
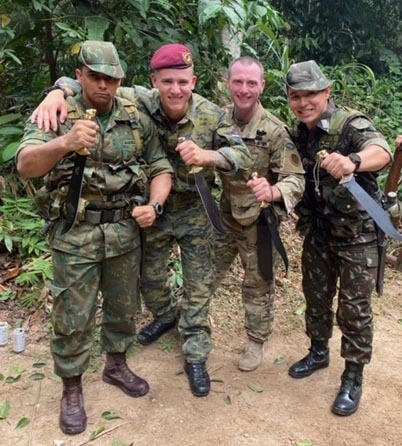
top-left (244, 139), bottom-right (271, 172)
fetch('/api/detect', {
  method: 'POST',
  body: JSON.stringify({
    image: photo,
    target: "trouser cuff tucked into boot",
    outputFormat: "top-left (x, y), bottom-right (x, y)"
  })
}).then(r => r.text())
top-left (60, 375), bottom-right (87, 435)
top-left (331, 362), bottom-right (364, 416)
top-left (103, 352), bottom-right (149, 397)
top-left (288, 339), bottom-right (329, 378)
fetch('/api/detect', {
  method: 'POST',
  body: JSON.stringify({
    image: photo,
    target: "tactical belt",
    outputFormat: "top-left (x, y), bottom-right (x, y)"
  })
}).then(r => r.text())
top-left (83, 207), bottom-right (131, 224)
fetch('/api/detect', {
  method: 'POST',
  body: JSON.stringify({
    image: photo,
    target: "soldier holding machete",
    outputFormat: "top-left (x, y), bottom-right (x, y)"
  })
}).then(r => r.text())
top-left (285, 60), bottom-right (392, 416)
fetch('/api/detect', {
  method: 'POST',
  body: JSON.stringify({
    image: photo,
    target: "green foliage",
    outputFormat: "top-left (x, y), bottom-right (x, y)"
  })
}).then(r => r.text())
top-left (0, 194), bottom-right (52, 307)
top-left (16, 257), bottom-right (53, 287)
top-left (0, 113), bottom-right (24, 166)
top-left (327, 63), bottom-right (402, 146)
top-left (0, 196), bottom-right (48, 257)
top-left (271, 0), bottom-right (402, 74)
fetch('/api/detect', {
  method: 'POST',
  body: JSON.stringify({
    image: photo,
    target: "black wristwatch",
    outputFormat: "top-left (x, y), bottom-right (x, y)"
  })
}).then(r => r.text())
top-left (348, 153), bottom-right (362, 172)
top-left (43, 85), bottom-right (67, 99)
top-left (150, 200), bottom-right (163, 217)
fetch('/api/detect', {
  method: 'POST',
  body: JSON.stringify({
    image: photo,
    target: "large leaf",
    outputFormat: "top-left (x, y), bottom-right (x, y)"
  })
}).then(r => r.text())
top-left (86, 16), bottom-right (110, 41)
top-left (0, 400), bottom-right (10, 419)
top-left (0, 113), bottom-right (22, 125)
top-left (1, 141), bottom-right (20, 163)
top-left (16, 417), bottom-right (30, 428)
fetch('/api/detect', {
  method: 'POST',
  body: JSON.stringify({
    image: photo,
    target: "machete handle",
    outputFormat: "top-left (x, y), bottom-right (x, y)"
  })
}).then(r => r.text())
top-left (178, 136), bottom-right (203, 174)
top-left (251, 172), bottom-right (269, 208)
top-left (77, 108), bottom-right (97, 156)
top-left (317, 149), bottom-right (328, 161)
top-left (385, 142), bottom-right (402, 194)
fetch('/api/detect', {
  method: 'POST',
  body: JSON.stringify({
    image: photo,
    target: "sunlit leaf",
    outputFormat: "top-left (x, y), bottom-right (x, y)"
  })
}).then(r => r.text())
top-left (247, 383), bottom-right (264, 393)
top-left (0, 400), bottom-right (10, 419)
top-left (102, 411), bottom-right (121, 420)
top-left (32, 362), bottom-right (47, 368)
top-left (295, 304), bottom-right (306, 315)
top-left (273, 357), bottom-right (285, 365)
top-left (112, 438), bottom-right (129, 446)
top-left (29, 373), bottom-right (45, 381)
top-left (89, 426), bottom-right (106, 440)
top-left (295, 441), bottom-right (314, 446)
top-left (5, 374), bottom-right (21, 383)
top-left (1, 14), bottom-right (11, 27)
top-left (16, 417), bottom-right (30, 428)
top-left (224, 395), bottom-right (232, 405)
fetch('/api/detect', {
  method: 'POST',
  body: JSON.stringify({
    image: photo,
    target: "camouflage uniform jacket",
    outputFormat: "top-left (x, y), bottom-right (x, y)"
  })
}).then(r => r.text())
top-left (116, 86), bottom-right (252, 192)
top-left (293, 101), bottom-right (392, 241)
top-left (18, 95), bottom-right (173, 258)
top-left (220, 102), bottom-right (304, 230)
top-left (55, 78), bottom-right (252, 191)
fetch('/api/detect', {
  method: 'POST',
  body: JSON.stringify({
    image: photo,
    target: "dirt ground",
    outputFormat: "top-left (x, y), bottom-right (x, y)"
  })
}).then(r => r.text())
top-left (1, 239), bottom-right (402, 446)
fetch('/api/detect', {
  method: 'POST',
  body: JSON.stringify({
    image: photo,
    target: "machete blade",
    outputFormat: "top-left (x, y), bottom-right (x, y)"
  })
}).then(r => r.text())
top-left (341, 174), bottom-right (402, 241)
top-left (194, 172), bottom-right (229, 235)
top-left (61, 108), bottom-right (96, 234)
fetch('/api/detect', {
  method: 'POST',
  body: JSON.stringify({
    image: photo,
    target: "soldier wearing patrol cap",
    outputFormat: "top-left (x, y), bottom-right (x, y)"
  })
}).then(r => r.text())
top-left (213, 56), bottom-right (305, 372)
top-left (285, 60), bottom-right (392, 416)
top-left (31, 42), bottom-right (252, 397)
top-left (17, 40), bottom-right (173, 434)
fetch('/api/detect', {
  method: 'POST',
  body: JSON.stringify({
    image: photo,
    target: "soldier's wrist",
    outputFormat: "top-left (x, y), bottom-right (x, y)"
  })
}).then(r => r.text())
top-left (43, 85), bottom-right (68, 99)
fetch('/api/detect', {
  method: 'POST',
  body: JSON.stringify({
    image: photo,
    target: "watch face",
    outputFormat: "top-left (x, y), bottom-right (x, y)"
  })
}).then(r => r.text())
top-left (349, 153), bottom-right (361, 169)
top-left (151, 201), bottom-right (163, 216)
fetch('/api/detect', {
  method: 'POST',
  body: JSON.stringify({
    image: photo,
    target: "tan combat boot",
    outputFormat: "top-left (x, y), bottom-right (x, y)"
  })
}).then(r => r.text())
top-left (238, 340), bottom-right (264, 372)
top-left (59, 375), bottom-right (87, 435)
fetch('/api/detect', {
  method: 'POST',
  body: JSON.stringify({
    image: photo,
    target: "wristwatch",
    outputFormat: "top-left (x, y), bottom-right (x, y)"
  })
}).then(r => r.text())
top-left (43, 85), bottom-right (68, 99)
top-left (150, 200), bottom-right (163, 217)
top-left (348, 153), bottom-right (362, 172)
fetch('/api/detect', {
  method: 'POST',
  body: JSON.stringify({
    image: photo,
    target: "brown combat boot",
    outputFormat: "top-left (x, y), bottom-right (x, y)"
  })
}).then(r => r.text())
top-left (59, 375), bottom-right (87, 435)
top-left (103, 352), bottom-right (149, 397)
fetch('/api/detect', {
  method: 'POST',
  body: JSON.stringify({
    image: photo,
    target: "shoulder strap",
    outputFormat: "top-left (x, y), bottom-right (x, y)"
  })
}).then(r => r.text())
top-left (119, 97), bottom-right (143, 158)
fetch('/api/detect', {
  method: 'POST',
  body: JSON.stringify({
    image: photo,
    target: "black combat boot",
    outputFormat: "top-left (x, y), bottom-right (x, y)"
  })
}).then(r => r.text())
top-left (103, 352), bottom-right (149, 397)
top-left (59, 375), bottom-right (87, 435)
top-left (331, 361), bottom-right (363, 416)
top-left (288, 340), bottom-right (330, 378)
top-left (137, 318), bottom-right (176, 345)
top-left (184, 361), bottom-right (210, 397)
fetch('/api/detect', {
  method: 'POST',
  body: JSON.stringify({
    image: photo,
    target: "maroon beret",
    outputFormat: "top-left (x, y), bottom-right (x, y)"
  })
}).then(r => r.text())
top-left (150, 43), bottom-right (193, 71)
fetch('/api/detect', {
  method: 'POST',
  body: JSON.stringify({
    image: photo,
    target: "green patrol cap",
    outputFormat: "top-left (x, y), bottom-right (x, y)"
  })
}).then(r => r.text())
top-left (285, 60), bottom-right (330, 91)
top-left (78, 40), bottom-right (125, 79)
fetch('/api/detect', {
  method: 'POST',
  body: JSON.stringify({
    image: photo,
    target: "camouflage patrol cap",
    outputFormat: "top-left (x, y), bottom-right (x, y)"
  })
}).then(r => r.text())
top-left (285, 60), bottom-right (330, 91)
top-left (78, 40), bottom-right (125, 79)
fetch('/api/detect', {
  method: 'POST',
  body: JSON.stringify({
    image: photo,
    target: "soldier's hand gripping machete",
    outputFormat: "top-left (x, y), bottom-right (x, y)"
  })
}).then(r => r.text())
top-left (252, 172), bottom-right (289, 281)
top-left (178, 137), bottom-right (228, 234)
top-left (318, 150), bottom-right (402, 241)
top-left (61, 108), bottom-right (97, 234)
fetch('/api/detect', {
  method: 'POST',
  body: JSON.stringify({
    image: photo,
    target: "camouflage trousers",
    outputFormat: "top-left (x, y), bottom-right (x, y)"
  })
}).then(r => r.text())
top-left (141, 192), bottom-right (215, 363)
top-left (50, 244), bottom-right (141, 377)
top-left (302, 231), bottom-right (378, 364)
top-left (213, 222), bottom-right (275, 343)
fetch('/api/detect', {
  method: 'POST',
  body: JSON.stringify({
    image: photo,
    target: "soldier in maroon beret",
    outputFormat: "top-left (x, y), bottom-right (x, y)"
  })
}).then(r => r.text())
top-left (30, 41), bottom-right (252, 399)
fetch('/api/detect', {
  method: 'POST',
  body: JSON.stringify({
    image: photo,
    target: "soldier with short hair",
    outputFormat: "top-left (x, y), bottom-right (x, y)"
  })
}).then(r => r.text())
top-left (213, 56), bottom-right (304, 371)
top-left (17, 40), bottom-right (173, 434)
top-left (285, 60), bottom-right (392, 416)
top-left (31, 43), bottom-right (252, 397)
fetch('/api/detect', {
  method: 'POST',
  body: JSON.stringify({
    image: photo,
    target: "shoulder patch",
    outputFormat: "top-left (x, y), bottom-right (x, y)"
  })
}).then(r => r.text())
top-left (349, 117), bottom-right (372, 130)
